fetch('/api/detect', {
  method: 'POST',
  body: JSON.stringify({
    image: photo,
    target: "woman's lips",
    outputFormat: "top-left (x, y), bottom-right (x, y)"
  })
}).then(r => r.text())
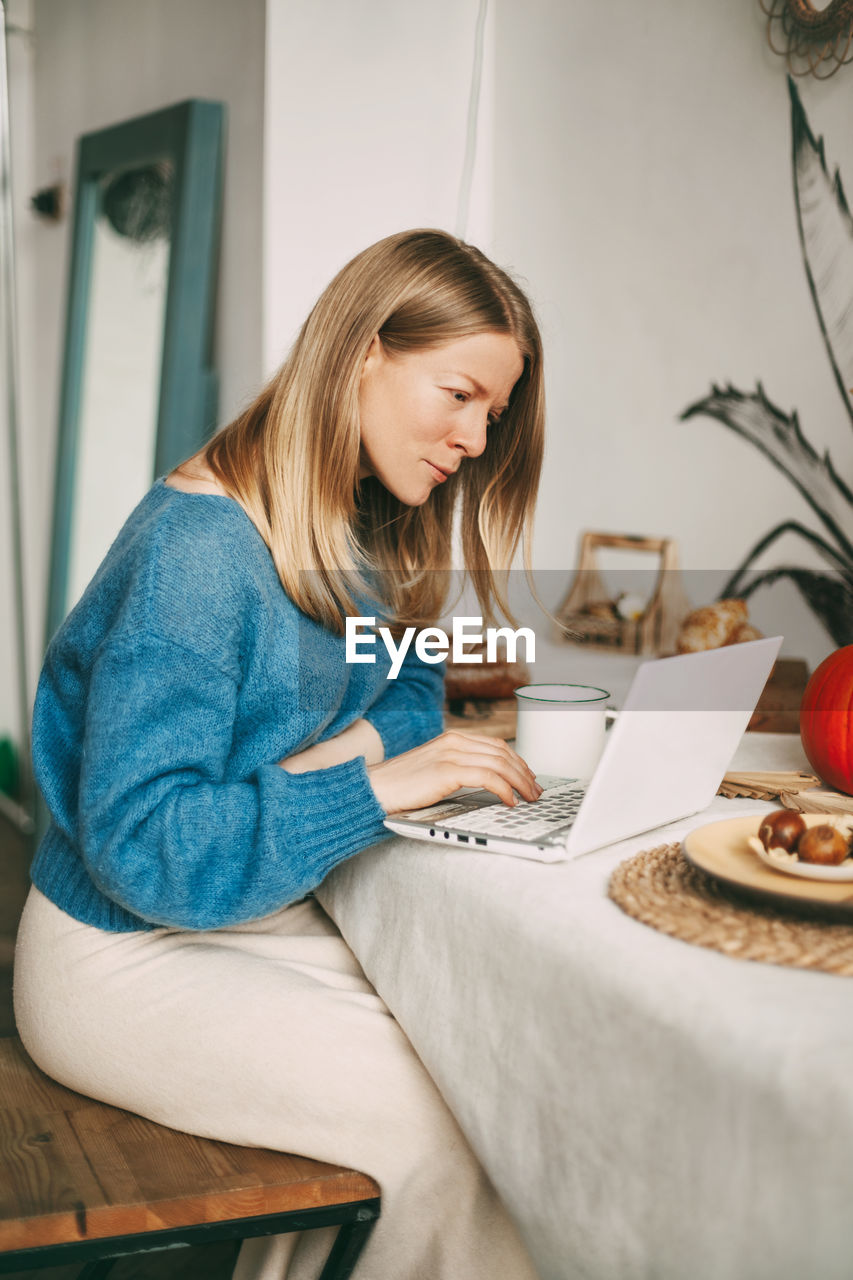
top-left (426, 461), bottom-right (450, 482)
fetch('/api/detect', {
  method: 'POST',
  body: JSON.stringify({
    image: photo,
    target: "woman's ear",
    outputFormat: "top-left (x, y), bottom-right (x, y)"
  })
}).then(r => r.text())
top-left (360, 334), bottom-right (383, 382)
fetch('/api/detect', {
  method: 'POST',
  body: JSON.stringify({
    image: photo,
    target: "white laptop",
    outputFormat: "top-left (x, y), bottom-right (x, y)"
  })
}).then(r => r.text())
top-left (384, 636), bottom-right (783, 861)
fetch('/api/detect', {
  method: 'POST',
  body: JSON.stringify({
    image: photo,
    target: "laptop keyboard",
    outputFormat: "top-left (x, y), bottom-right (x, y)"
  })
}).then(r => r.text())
top-left (442, 783), bottom-right (586, 841)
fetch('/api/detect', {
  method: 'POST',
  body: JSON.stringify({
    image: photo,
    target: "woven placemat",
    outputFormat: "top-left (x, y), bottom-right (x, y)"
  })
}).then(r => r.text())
top-left (608, 843), bottom-right (853, 976)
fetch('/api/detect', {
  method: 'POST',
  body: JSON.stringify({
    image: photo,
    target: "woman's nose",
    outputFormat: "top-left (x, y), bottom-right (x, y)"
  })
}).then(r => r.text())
top-left (451, 409), bottom-right (489, 459)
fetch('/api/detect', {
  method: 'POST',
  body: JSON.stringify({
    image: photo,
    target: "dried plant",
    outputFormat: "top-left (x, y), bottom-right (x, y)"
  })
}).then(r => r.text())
top-left (681, 77), bottom-right (853, 646)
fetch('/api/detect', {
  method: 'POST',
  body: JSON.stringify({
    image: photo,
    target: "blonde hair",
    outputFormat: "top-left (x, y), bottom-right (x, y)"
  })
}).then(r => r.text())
top-left (202, 228), bottom-right (544, 632)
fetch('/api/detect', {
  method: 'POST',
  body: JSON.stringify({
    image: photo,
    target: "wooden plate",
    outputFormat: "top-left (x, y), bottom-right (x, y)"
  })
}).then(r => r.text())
top-left (682, 814), bottom-right (853, 917)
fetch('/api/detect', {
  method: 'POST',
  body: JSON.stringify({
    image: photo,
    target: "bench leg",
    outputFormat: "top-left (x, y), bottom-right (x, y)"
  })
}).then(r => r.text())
top-left (317, 1213), bottom-right (379, 1280)
top-left (77, 1261), bottom-right (116, 1280)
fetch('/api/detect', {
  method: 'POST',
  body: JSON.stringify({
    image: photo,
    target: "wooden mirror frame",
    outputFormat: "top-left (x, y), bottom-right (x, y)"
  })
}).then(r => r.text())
top-left (761, 0), bottom-right (853, 76)
top-left (46, 98), bottom-right (224, 643)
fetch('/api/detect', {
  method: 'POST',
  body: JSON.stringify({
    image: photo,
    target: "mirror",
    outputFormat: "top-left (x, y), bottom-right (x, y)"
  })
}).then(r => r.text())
top-left (46, 98), bottom-right (224, 639)
top-left (66, 163), bottom-right (172, 606)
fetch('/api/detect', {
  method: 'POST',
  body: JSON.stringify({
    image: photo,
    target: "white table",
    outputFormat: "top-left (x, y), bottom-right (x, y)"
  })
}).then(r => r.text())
top-left (316, 733), bottom-right (853, 1280)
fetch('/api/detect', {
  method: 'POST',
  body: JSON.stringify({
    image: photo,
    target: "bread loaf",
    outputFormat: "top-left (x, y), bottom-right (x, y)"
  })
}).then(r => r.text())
top-left (729, 622), bottom-right (763, 645)
top-left (444, 655), bottom-right (530, 702)
top-left (675, 598), bottom-right (749, 654)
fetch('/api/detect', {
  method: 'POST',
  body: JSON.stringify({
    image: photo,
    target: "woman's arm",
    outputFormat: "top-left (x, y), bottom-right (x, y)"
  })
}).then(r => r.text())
top-left (55, 632), bottom-right (537, 931)
top-left (281, 650), bottom-right (540, 810)
top-left (281, 644), bottom-right (443, 774)
top-left (361, 644), bottom-right (446, 758)
top-left (279, 718), bottom-right (384, 773)
top-left (57, 632), bottom-right (388, 931)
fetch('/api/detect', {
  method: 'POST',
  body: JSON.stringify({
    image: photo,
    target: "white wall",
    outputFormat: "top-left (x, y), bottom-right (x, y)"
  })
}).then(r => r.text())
top-left (493, 0), bottom-right (853, 663)
top-left (263, 0), bottom-right (494, 371)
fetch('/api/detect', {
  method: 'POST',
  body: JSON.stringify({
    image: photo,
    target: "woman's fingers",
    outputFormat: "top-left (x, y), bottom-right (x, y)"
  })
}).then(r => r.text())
top-left (448, 764), bottom-right (525, 808)
top-left (435, 732), bottom-right (540, 798)
top-left (435, 730), bottom-right (537, 770)
top-left (442, 748), bottom-right (539, 803)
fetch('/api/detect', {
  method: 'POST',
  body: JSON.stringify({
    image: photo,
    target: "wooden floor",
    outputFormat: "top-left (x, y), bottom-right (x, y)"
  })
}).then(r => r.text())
top-left (0, 812), bottom-right (30, 1039)
top-left (0, 814), bottom-right (238, 1280)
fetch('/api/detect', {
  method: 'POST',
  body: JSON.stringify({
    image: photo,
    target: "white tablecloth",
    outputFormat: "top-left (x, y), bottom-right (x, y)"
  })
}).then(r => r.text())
top-left (316, 734), bottom-right (853, 1280)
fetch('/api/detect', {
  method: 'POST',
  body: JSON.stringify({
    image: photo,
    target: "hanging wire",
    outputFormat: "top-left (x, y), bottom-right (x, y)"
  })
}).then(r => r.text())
top-left (455, 0), bottom-right (488, 241)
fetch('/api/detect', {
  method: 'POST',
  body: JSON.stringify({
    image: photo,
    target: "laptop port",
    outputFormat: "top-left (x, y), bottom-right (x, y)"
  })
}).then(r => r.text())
top-left (457, 834), bottom-right (469, 843)
top-left (475, 837), bottom-right (487, 846)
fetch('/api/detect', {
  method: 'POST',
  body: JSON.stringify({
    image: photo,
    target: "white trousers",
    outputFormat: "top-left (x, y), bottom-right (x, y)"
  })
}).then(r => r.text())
top-left (13, 887), bottom-right (538, 1280)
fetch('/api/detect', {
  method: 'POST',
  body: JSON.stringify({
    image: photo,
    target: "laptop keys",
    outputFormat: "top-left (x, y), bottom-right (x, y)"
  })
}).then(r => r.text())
top-left (441, 783), bottom-right (585, 839)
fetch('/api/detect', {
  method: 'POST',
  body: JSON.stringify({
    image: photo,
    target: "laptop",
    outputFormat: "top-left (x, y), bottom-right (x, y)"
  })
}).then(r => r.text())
top-left (384, 636), bottom-right (783, 861)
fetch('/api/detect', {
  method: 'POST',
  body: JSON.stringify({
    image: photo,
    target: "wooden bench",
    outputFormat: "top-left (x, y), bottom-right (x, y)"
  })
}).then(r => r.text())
top-left (0, 1036), bottom-right (380, 1278)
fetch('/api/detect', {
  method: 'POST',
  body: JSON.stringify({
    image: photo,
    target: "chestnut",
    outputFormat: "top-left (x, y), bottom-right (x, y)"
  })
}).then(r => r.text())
top-left (797, 824), bottom-right (850, 866)
top-left (758, 810), bottom-right (806, 854)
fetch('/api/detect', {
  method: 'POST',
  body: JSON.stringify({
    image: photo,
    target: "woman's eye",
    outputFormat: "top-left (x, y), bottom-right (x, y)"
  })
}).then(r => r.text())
top-left (450, 390), bottom-right (468, 404)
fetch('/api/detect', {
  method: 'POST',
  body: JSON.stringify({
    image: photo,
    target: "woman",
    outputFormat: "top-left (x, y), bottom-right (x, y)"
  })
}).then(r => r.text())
top-left (15, 229), bottom-right (545, 1278)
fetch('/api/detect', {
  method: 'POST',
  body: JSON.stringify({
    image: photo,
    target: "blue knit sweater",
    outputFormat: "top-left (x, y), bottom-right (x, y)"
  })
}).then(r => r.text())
top-left (30, 481), bottom-right (445, 932)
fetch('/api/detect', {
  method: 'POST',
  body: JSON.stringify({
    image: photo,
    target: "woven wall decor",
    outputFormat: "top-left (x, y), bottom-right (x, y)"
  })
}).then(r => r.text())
top-left (761, 0), bottom-right (853, 77)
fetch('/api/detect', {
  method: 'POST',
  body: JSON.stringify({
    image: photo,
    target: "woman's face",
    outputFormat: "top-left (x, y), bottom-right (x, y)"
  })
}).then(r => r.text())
top-left (357, 331), bottom-right (525, 506)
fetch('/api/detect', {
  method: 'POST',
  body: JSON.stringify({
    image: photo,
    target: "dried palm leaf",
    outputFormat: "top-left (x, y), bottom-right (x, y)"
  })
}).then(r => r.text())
top-left (680, 81), bottom-right (853, 646)
top-left (734, 565), bottom-right (853, 647)
top-left (719, 769), bottom-right (819, 799)
top-left (779, 789), bottom-right (853, 815)
top-left (789, 76), bottom-right (853, 422)
top-left (681, 383), bottom-right (853, 558)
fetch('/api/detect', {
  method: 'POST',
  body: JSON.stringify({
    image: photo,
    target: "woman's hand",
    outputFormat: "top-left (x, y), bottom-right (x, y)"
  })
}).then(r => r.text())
top-left (279, 719), bottom-right (385, 774)
top-left (367, 730), bottom-right (542, 814)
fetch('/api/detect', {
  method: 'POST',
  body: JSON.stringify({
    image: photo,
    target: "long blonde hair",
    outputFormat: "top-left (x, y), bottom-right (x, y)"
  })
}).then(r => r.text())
top-left (202, 229), bottom-right (545, 632)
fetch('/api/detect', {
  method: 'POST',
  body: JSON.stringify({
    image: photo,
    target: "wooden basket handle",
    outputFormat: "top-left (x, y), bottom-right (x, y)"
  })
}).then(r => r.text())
top-left (575, 531), bottom-right (680, 574)
top-left (579, 532), bottom-right (670, 554)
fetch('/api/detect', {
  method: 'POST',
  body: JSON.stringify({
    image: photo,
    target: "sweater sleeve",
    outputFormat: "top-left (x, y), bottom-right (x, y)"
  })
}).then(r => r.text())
top-left (362, 644), bottom-right (446, 758)
top-left (75, 632), bottom-right (389, 929)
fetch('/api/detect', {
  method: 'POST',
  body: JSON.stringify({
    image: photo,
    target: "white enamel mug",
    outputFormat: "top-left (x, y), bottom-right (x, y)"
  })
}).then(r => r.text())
top-left (514, 683), bottom-right (610, 780)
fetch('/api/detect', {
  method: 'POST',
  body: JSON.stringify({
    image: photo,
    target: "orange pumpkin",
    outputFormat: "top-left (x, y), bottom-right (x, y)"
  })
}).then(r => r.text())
top-left (799, 646), bottom-right (853, 795)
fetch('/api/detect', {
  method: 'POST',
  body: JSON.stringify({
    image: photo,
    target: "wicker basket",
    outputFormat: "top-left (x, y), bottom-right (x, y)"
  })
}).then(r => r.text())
top-left (554, 531), bottom-right (692, 655)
